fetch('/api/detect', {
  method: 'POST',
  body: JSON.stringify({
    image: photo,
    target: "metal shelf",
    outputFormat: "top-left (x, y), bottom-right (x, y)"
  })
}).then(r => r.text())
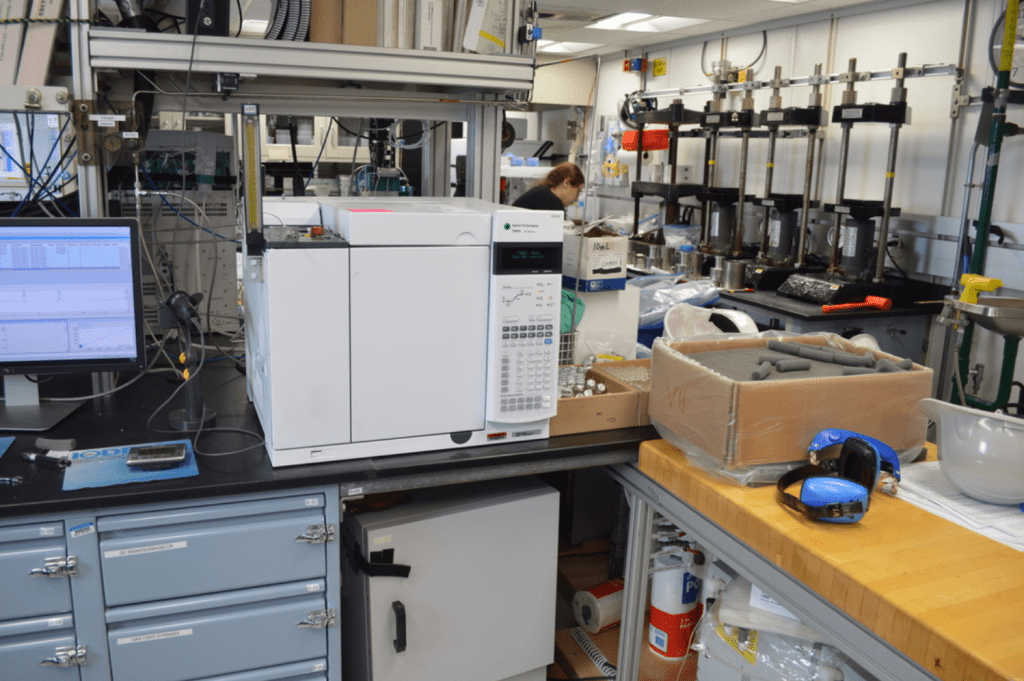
top-left (88, 28), bottom-right (536, 94)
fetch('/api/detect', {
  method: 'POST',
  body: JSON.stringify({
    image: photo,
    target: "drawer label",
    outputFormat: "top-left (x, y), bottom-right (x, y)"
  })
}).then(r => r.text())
top-left (305, 498), bottom-right (320, 507)
top-left (104, 541), bottom-right (187, 559)
top-left (48, 618), bottom-right (65, 627)
top-left (70, 523), bottom-right (95, 538)
top-left (117, 628), bottom-right (193, 645)
top-left (40, 526), bottom-right (56, 536)
top-left (313, 663), bottom-right (326, 672)
top-left (306, 583), bottom-right (321, 593)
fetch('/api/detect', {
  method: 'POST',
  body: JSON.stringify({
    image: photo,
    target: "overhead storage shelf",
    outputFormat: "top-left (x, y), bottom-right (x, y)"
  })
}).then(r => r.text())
top-left (88, 28), bottom-right (536, 94)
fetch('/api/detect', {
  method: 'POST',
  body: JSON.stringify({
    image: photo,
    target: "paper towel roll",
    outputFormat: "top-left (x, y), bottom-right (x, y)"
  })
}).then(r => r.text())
top-left (616, 148), bottom-right (658, 167)
top-left (572, 578), bottom-right (624, 633)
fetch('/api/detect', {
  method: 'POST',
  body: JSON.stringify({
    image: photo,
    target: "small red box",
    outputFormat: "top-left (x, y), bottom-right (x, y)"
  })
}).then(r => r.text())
top-left (621, 129), bottom-right (670, 151)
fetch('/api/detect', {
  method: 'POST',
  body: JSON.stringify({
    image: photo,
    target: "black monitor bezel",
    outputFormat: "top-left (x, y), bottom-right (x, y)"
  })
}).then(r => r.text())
top-left (0, 217), bottom-right (147, 377)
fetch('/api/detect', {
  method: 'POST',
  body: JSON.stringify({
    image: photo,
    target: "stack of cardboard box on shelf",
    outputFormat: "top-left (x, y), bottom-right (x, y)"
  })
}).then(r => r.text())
top-left (308, 0), bottom-right (508, 53)
top-left (0, 0), bottom-right (63, 86)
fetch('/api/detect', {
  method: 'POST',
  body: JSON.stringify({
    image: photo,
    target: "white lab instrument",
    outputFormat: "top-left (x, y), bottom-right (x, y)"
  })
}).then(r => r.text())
top-left (245, 197), bottom-right (563, 467)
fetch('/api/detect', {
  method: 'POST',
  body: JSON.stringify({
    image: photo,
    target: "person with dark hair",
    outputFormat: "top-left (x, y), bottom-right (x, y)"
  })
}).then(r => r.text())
top-left (512, 162), bottom-right (585, 211)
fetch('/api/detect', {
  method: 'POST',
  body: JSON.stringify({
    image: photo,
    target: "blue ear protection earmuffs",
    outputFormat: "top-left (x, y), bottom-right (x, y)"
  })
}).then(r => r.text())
top-left (777, 429), bottom-right (901, 524)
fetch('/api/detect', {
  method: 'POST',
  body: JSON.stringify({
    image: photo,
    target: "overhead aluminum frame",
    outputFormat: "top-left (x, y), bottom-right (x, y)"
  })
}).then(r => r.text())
top-left (88, 28), bottom-right (536, 93)
top-left (607, 463), bottom-right (939, 681)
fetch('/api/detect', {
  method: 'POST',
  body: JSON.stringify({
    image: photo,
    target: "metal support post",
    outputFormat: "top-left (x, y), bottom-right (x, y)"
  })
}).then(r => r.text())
top-left (828, 58), bottom-right (857, 274)
top-left (423, 121), bottom-right (453, 198)
top-left (616, 491), bottom-right (653, 681)
top-left (70, 0), bottom-right (105, 217)
top-left (874, 53), bottom-right (907, 283)
top-left (796, 64), bottom-right (824, 269)
top-left (467, 105), bottom-right (501, 202)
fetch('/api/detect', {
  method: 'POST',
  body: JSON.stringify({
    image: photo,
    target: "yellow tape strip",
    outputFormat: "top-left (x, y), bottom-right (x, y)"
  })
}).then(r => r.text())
top-left (479, 30), bottom-right (505, 48)
top-left (885, 172), bottom-right (895, 178)
top-left (999, 0), bottom-right (1020, 72)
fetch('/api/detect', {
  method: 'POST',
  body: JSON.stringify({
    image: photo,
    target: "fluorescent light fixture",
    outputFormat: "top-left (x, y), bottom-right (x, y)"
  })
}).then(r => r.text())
top-left (588, 12), bottom-right (709, 32)
top-left (590, 12), bottom-right (651, 30)
top-left (537, 40), bottom-right (603, 54)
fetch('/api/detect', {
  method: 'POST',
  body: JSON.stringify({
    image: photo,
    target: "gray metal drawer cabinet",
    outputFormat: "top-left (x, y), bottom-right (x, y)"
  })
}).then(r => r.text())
top-left (105, 580), bottom-right (330, 681)
top-left (189, 659), bottom-right (329, 681)
top-left (0, 522), bottom-right (74, 622)
top-left (97, 494), bottom-right (330, 606)
top-left (0, 615), bottom-right (81, 681)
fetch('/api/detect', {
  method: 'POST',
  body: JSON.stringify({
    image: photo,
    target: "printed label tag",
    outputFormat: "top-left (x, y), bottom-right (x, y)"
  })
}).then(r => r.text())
top-left (306, 583), bottom-right (321, 593)
top-left (749, 584), bottom-right (801, 620)
top-left (48, 618), bottom-right (65, 627)
top-left (39, 526), bottom-right (56, 536)
top-left (313, 663), bottom-right (326, 672)
top-left (305, 498), bottom-right (319, 507)
top-left (348, 487), bottom-right (363, 496)
top-left (117, 628), bottom-right (193, 645)
top-left (842, 108), bottom-right (864, 120)
top-left (89, 114), bottom-right (126, 128)
top-left (123, 131), bottom-right (139, 139)
top-left (70, 523), bottom-right (95, 538)
top-left (104, 541), bottom-right (187, 559)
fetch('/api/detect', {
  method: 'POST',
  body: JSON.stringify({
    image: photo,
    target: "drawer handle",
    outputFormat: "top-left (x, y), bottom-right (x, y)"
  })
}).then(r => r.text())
top-left (295, 524), bottom-right (335, 544)
top-left (40, 645), bottom-right (86, 667)
top-left (29, 556), bottom-right (78, 578)
top-left (393, 601), bottom-right (406, 653)
top-left (297, 608), bottom-right (336, 629)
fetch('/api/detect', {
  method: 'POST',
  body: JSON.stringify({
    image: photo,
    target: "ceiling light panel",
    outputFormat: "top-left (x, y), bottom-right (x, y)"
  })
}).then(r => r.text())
top-left (588, 11), bottom-right (709, 32)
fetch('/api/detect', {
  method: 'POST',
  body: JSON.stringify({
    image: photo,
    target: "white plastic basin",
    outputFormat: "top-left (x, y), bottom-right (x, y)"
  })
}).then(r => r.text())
top-left (918, 398), bottom-right (1024, 505)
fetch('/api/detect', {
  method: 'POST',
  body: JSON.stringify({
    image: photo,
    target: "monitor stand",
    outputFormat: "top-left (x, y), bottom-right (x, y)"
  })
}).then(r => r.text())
top-left (0, 375), bottom-right (84, 432)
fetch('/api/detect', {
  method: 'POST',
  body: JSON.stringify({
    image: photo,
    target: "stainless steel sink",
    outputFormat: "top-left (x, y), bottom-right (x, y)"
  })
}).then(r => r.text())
top-left (947, 295), bottom-right (1024, 338)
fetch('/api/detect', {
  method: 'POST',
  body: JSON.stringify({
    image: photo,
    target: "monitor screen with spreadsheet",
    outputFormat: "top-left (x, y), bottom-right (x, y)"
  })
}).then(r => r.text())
top-left (0, 218), bottom-right (146, 431)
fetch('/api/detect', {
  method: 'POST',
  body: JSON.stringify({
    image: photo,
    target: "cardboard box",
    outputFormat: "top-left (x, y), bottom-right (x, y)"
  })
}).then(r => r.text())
top-left (592, 359), bottom-right (651, 426)
top-left (549, 367), bottom-right (640, 436)
top-left (0, 0), bottom-right (28, 85)
top-left (563, 228), bottom-right (627, 292)
top-left (555, 625), bottom-right (697, 681)
top-left (16, 0), bottom-right (63, 86)
top-left (309, 0), bottom-right (344, 43)
top-left (342, 0), bottom-right (376, 46)
top-left (649, 335), bottom-right (932, 469)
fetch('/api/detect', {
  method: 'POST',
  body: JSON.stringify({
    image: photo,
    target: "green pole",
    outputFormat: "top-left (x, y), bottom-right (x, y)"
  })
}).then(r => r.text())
top-left (952, 0), bottom-right (1021, 410)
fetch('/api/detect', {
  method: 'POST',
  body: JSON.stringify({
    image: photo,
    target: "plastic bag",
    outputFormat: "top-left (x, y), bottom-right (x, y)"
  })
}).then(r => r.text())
top-left (694, 600), bottom-right (848, 681)
top-left (663, 304), bottom-right (723, 340)
top-left (629, 275), bottom-right (720, 327)
top-left (577, 330), bottom-right (636, 363)
top-left (663, 224), bottom-right (702, 249)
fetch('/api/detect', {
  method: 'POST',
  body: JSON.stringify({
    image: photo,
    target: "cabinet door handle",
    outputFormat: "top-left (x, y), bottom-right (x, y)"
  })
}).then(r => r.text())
top-left (295, 524), bottom-right (335, 544)
top-left (392, 600), bottom-right (406, 653)
top-left (29, 556), bottom-right (78, 578)
top-left (40, 645), bottom-right (86, 667)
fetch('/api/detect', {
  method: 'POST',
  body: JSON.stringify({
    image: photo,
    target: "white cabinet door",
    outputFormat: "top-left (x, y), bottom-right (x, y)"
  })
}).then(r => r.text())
top-left (345, 479), bottom-right (558, 681)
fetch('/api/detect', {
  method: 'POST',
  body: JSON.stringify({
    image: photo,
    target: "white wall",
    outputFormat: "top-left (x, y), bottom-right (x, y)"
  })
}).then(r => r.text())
top-left (586, 0), bottom-right (1024, 405)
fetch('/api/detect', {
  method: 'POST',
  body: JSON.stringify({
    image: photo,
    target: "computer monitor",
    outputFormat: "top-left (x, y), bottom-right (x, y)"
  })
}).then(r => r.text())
top-left (0, 218), bottom-right (147, 431)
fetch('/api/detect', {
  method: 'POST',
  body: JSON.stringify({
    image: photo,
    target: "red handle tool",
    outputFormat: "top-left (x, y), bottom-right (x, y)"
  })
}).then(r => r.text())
top-left (821, 295), bottom-right (893, 313)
